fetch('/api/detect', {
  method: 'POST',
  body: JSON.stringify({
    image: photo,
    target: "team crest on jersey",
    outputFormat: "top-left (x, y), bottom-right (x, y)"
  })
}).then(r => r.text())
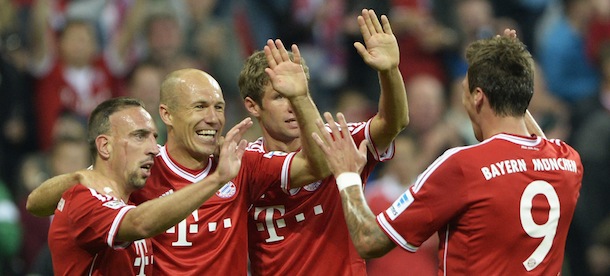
top-left (387, 189), bottom-right (414, 221)
top-left (216, 181), bottom-right (237, 198)
top-left (303, 181), bottom-right (322, 192)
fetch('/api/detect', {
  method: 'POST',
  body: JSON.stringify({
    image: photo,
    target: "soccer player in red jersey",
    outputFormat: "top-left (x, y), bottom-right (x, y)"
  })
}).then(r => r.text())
top-left (312, 32), bottom-right (583, 275)
top-left (48, 97), bottom-right (251, 275)
top-left (241, 9), bottom-right (408, 275)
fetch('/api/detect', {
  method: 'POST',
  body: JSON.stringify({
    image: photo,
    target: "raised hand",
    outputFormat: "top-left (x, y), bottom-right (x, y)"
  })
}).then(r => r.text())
top-left (264, 39), bottom-right (309, 99)
top-left (354, 9), bottom-right (399, 72)
top-left (215, 117), bottom-right (253, 183)
top-left (497, 28), bottom-right (517, 39)
top-left (311, 112), bottom-right (368, 176)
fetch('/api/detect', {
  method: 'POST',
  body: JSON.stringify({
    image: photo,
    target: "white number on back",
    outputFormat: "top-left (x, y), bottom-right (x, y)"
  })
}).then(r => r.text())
top-left (519, 180), bottom-right (560, 271)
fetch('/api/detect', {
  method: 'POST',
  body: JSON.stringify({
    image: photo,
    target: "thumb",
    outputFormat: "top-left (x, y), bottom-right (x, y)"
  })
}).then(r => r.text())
top-left (358, 140), bottom-right (369, 155)
top-left (354, 42), bottom-right (369, 60)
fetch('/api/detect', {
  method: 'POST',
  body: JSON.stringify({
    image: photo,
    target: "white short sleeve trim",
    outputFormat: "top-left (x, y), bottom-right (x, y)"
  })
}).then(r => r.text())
top-left (377, 213), bottom-right (418, 252)
top-left (107, 205), bottom-right (137, 249)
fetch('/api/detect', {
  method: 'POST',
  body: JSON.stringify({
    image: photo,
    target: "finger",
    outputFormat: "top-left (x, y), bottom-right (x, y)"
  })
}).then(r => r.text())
top-left (323, 112), bottom-right (341, 139)
top-left (231, 119), bottom-right (253, 143)
top-left (368, 9), bottom-right (383, 34)
top-left (358, 140), bottom-right (369, 156)
top-left (509, 29), bottom-right (517, 39)
top-left (269, 39), bottom-right (283, 64)
top-left (312, 133), bottom-right (332, 155)
top-left (275, 39), bottom-right (290, 62)
top-left (315, 117), bottom-right (335, 145)
top-left (336, 112), bottom-right (350, 140)
top-left (225, 118), bottom-right (252, 143)
top-left (362, 9), bottom-right (376, 36)
top-left (264, 44), bottom-right (277, 68)
top-left (353, 42), bottom-right (370, 62)
top-left (264, 67), bottom-right (277, 82)
top-left (234, 139), bottom-right (249, 160)
top-left (358, 12), bottom-right (371, 41)
top-left (381, 14), bottom-right (393, 35)
top-left (291, 44), bottom-right (301, 65)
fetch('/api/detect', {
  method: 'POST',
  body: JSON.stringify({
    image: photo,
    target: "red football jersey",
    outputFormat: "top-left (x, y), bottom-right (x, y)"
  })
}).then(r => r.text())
top-left (377, 134), bottom-right (582, 275)
top-left (248, 120), bottom-right (395, 275)
top-left (129, 145), bottom-right (289, 275)
top-left (49, 185), bottom-right (154, 275)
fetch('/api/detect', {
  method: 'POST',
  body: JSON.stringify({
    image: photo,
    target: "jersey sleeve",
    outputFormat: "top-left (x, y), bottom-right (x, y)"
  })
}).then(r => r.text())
top-left (376, 149), bottom-right (468, 251)
top-left (242, 150), bottom-right (296, 201)
top-left (65, 185), bottom-right (136, 250)
top-left (361, 118), bottom-right (395, 162)
top-left (340, 119), bottom-right (395, 162)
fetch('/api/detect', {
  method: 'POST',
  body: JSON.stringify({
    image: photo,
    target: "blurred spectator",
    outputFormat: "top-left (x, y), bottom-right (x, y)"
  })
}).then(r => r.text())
top-left (334, 86), bottom-right (376, 123)
top-left (50, 111), bottom-right (87, 143)
top-left (535, 0), bottom-right (600, 105)
top-left (389, 0), bottom-right (458, 85)
top-left (28, 0), bottom-right (133, 151)
top-left (242, 0), bottom-right (292, 50)
top-left (585, 0), bottom-right (610, 66)
top-left (490, 0), bottom-right (552, 52)
top-left (403, 74), bottom-right (463, 174)
top-left (140, 11), bottom-right (200, 76)
top-left (527, 62), bottom-right (571, 140)
top-left (16, 136), bottom-right (90, 275)
top-left (365, 135), bottom-right (439, 276)
top-left (125, 62), bottom-right (166, 144)
top-left (0, 0), bottom-right (38, 196)
top-left (0, 178), bottom-right (21, 275)
top-left (569, 41), bottom-right (610, 276)
top-left (445, 0), bottom-right (519, 82)
top-left (342, 0), bottom-right (391, 101)
top-left (0, 55), bottom-right (37, 196)
top-left (14, 154), bottom-right (49, 275)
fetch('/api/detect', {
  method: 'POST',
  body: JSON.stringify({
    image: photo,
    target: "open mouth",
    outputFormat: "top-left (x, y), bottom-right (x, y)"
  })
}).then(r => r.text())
top-left (140, 162), bottom-right (153, 177)
top-left (285, 118), bottom-right (299, 128)
top-left (195, 129), bottom-right (217, 142)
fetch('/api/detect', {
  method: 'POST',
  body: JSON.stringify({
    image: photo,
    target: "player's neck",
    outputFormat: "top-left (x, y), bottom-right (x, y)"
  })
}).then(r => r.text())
top-left (481, 115), bottom-right (530, 140)
top-left (262, 133), bottom-right (301, 152)
top-left (91, 164), bottom-right (129, 202)
top-left (164, 141), bottom-right (210, 171)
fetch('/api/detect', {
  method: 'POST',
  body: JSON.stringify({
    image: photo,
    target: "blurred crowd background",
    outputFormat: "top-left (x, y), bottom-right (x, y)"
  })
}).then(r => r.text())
top-left (0, 0), bottom-right (609, 275)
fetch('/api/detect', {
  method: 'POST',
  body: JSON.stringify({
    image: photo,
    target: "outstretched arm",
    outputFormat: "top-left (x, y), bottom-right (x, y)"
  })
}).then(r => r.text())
top-left (312, 112), bottom-right (396, 258)
top-left (264, 39), bottom-right (329, 187)
top-left (358, 9), bottom-right (409, 153)
top-left (117, 118), bottom-right (252, 241)
top-left (27, 170), bottom-right (116, 216)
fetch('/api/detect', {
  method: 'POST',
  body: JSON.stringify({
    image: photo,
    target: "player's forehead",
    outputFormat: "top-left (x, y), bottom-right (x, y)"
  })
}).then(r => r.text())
top-left (177, 81), bottom-right (225, 107)
top-left (109, 107), bottom-right (156, 134)
top-left (261, 83), bottom-right (279, 99)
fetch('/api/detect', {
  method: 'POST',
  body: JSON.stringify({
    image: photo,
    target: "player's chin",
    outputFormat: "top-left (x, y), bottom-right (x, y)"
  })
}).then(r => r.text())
top-left (128, 173), bottom-right (149, 190)
top-left (194, 144), bottom-right (216, 158)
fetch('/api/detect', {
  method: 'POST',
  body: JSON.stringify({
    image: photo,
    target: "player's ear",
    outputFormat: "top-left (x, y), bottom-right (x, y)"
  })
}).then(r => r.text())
top-left (473, 87), bottom-right (485, 112)
top-left (96, 135), bottom-right (111, 160)
top-left (159, 104), bottom-right (173, 127)
top-left (244, 97), bottom-right (261, 117)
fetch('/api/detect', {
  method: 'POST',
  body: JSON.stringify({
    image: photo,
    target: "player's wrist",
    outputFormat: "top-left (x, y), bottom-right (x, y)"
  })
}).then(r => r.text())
top-left (336, 172), bottom-right (362, 191)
